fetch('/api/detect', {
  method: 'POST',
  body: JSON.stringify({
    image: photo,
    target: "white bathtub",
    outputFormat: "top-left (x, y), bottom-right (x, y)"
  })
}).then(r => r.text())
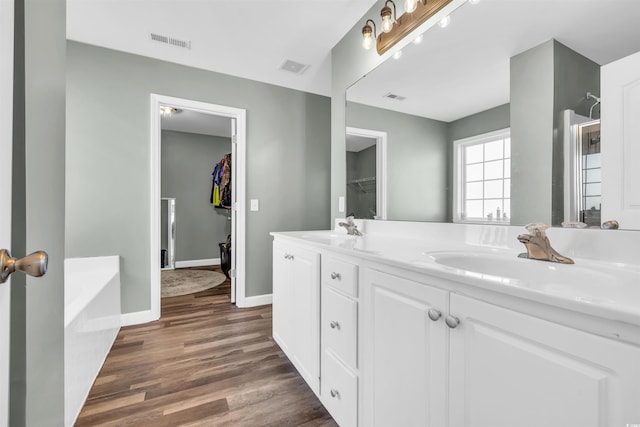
top-left (64, 256), bottom-right (121, 427)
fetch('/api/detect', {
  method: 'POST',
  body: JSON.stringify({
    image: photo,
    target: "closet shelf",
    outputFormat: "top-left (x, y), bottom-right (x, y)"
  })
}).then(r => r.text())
top-left (348, 176), bottom-right (376, 193)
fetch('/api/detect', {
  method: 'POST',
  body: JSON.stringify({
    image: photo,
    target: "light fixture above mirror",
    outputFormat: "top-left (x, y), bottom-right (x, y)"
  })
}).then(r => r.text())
top-left (362, 0), bottom-right (455, 55)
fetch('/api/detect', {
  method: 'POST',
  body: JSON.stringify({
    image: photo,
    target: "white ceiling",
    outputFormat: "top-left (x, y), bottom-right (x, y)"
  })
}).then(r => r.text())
top-left (347, 0), bottom-right (640, 122)
top-left (66, 0), bottom-right (378, 97)
top-left (161, 109), bottom-right (232, 137)
top-left (346, 133), bottom-right (376, 152)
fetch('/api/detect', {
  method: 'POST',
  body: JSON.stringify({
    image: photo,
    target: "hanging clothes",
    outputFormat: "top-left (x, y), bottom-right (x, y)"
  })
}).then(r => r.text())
top-left (210, 153), bottom-right (232, 208)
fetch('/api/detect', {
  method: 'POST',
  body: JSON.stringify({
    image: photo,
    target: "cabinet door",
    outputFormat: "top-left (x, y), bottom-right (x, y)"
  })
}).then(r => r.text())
top-left (361, 269), bottom-right (449, 427)
top-left (449, 294), bottom-right (640, 427)
top-left (290, 246), bottom-right (321, 394)
top-left (272, 242), bottom-right (320, 395)
top-left (272, 243), bottom-right (295, 355)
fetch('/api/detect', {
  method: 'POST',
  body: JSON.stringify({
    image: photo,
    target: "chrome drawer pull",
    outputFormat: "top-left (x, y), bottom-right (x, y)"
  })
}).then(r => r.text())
top-left (330, 321), bottom-right (340, 330)
top-left (445, 315), bottom-right (460, 329)
top-left (428, 308), bottom-right (442, 322)
top-left (330, 272), bottom-right (341, 280)
top-left (330, 389), bottom-right (341, 399)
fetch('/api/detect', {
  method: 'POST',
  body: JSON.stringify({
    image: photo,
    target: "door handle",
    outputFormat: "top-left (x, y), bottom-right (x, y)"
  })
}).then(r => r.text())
top-left (0, 249), bottom-right (48, 284)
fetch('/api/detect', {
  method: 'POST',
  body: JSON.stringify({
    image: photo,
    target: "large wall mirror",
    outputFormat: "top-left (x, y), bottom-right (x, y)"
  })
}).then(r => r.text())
top-left (346, 0), bottom-right (640, 229)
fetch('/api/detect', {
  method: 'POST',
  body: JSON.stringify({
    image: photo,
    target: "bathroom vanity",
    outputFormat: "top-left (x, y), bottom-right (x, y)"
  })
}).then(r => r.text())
top-left (271, 221), bottom-right (640, 427)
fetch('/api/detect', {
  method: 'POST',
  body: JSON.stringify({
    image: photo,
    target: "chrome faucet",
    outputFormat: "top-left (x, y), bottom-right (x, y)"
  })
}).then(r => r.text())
top-left (338, 216), bottom-right (363, 236)
top-left (517, 223), bottom-right (574, 264)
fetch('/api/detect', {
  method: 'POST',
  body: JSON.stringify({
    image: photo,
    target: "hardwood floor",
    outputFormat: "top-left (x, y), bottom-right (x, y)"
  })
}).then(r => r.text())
top-left (76, 268), bottom-right (337, 426)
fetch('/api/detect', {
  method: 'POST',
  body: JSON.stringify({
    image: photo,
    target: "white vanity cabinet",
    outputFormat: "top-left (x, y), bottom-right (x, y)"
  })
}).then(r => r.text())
top-left (361, 268), bottom-right (640, 427)
top-left (272, 241), bottom-right (320, 394)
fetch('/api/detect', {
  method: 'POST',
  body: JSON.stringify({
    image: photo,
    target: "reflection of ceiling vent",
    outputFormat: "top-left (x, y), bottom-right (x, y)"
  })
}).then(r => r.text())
top-left (150, 33), bottom-right (191, 49)
top-left (384, 92), bottom-right (406, 101)
top-left (280, 59), bottom-right (310, 75)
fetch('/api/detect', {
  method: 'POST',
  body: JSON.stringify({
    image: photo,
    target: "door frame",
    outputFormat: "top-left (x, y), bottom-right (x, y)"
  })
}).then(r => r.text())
top-left (0, 0), bottom-right (13, 423)
top-left (346, 127), bottom-right (387, 219)
top-left (150, 94), bottom-right (247, 318)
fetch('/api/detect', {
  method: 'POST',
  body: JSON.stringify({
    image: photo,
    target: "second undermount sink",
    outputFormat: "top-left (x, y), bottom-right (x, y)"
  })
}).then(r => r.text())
top-left (418, 251), bottom-right (640, 303)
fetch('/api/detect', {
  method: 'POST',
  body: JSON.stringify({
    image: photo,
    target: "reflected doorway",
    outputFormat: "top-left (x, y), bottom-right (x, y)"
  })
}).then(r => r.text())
top-left (346, 127), bottom-right (387, 220)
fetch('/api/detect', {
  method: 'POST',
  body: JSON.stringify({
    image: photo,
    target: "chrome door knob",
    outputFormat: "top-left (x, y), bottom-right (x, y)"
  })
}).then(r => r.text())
top-left (330, 272), bottom-right (341, 280)
top-left (330, 321), bottom-right (340, 330)
top-left (428, 308), bottom-right (442, 322)
top-left (0, 249), bottom-right (48, 284)
top-left (445, 315), bottom-right (460, 329)
top-left (330, 389), bottom-right (341, 399)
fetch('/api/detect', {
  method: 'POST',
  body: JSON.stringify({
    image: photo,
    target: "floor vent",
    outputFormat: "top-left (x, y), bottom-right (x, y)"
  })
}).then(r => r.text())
top-left (280, 59), bottom-right (309, 75)
top-left (150, 33), bottom-right (192, 49)
top-left (384, 92), bottom-right (406, 101)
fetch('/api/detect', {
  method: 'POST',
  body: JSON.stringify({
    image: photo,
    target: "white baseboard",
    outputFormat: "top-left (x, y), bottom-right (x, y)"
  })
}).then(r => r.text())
top-left (237, 293), bottom-right (272, 308)
top-left (121, 309), bottom-right (159, 327)
top-left (175, 258), bottom-right (220, 269)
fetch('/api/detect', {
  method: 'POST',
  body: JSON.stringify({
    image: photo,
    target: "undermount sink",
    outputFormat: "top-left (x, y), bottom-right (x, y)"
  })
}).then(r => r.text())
top-left (418, 251), bottom-right (640, 304)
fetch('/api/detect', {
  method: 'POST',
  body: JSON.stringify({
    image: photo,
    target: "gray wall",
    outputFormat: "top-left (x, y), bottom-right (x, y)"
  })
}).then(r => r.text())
top-left (347, 102), bottom-right (449, 221)
top-left (11, 0), bottom-right (66, 424)
top-left (66, 41), bottom-right (331, 313)
top-left (346, 146), bottom-right (377, 219)
top-left (161, 130), bottom-right (231, 262)
top-left (510, 40), bottom-right (555, 225)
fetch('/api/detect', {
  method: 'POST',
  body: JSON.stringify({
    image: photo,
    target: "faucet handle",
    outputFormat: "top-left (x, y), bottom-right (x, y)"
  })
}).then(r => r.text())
top-left (525, 222), bottom-right (550, 235)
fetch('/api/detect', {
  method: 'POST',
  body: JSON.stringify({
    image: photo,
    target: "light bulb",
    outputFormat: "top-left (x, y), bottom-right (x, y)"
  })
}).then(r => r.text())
top-left (413, 34), bottom-right (423, 44)
top-left (393, 50), bottom-right (402, 60)
top-left (404, 0), bottom-right (417, 13)
top-left (381, 15), bottom-right (393, 33)
top-left (362, 33), bottom-right (373, 50)
top-left (438, 15), bottom-right (451, 28)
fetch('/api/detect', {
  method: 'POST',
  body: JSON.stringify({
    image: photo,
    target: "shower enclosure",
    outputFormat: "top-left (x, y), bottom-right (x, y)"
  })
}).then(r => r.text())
top-left (563, 109), bottom-right (601, 227)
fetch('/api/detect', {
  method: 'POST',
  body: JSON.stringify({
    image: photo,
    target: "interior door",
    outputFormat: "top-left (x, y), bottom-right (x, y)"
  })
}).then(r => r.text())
top-left (0, 0), bottom-right (14, 424)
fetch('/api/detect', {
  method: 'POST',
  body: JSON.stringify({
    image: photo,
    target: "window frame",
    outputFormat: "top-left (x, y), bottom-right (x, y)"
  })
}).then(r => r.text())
top-left (453, 128), bottom-right (511, 225)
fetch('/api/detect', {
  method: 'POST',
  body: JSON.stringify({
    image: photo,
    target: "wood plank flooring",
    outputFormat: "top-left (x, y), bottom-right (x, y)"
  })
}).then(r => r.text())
top-left (76, 268), bottom-right (337, 426)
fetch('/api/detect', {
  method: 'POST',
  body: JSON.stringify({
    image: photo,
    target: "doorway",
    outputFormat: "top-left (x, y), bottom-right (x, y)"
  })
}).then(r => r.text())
top-left (150, 94), bottom-right (247, 318)
top-left (345, 127), bottom-right (387, 219)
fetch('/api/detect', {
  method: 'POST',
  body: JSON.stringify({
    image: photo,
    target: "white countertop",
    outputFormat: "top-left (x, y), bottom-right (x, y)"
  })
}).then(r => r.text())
top-left (271, 228), bottom-right (640, 328)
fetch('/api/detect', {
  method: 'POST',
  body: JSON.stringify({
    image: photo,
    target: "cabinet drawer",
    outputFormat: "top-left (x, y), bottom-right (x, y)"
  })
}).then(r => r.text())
top-left (322, 257), bottom-right (358, 297)
top-left (321, 350), bottom-right (358, 427)
top-left (322, 287), bottom-right (358, 369)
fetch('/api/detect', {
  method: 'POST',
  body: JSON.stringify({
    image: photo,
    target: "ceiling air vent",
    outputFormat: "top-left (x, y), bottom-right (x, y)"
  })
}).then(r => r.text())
top-left (280, 59), bottom-right (309, 75)
top-left (384, 92), bottom-right (406, 101)
top-left (150, 32), bottom-right (192, 49)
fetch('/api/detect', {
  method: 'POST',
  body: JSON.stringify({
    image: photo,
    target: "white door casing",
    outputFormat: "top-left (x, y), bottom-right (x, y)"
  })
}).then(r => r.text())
top-left (601, 49), bottom-right (640, 229)
top-left (0, 0), bottom-right (14, 424)
top-left (148, 94), bottom-right (247, 325)
top-left (345, 127), bottom-right (387, 220)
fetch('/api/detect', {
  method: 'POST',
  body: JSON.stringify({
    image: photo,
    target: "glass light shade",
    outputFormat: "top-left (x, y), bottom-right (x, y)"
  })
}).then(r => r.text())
top-left (362, 33), bottom-right (374, 50)
top-left (413, 34), bottom-right (423, 44)
top-left (393, 50), bottom-right (402, 60)
top-left (404, 0), bottom-right (418, 13)
top-left (381, 15), bottom-right (393, 33)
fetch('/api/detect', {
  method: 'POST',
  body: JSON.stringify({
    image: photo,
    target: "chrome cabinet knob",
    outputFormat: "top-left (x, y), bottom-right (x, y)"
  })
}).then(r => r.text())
top-left (330, 272), bottom-right (341, 280)
top-left (445, 315), bottom-right (460, 329)
top-left (283, 253), bottom-right (294, 260)
top-left (330, 389), bottom-right (341, 399)
top-left (330, 321), bottom-right (340, 330)
top-left (428, 308), bottom-right (442, 322)
top-left (0, 249), bottom-right (48, 284)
